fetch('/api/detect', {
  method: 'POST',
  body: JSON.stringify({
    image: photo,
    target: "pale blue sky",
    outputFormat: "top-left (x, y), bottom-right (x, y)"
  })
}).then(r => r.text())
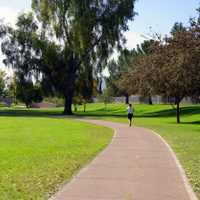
top-left (0, 0), bottom-right (199, 69)
top-left (0, 0), bottom-right (30, 10)
top-left (131, 0), bottom-right (199, 35)
top-left (0, 0), bottom-right (198, 35)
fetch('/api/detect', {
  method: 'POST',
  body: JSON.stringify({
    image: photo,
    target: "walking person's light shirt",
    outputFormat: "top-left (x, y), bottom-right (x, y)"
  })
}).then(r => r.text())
top-left (127, 107), bottom-right (133, 114)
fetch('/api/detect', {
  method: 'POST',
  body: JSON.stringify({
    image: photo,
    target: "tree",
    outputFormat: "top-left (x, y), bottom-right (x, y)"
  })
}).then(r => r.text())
top-left (107, 48), bottom-right (137, 104)
top-left (97, 89), bottom-right (113, 110)
top-left (7, 75), bottom-right (17, 104)
top-left (74, 60), bottom-right (94, 112)
top-left (108, 40), bottom-right (156, 104)
top-left (170, 22), bottom-right (186, 36)
top-left (120, 18), bottom-right (200, 123)
top-left (1, 13), bottom-right (45, 107)
top-left (134, 40), bottom-right (156, 104)
top-left (0, 70), bottom-right (6, 97)
top-left (151, 22), bottom-right (200, 123)
top-left (30, 0), bottom-right (136, 114)
top-left (16, 76), bottom-right (43, 108)
top-left (118, 53), bottom-right (152, 100)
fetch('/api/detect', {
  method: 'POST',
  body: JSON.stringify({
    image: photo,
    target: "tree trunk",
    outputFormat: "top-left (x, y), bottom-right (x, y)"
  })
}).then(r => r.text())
top-left (125, 93), bottom-right (129, 104)
top-left (63, 57), bottom-right (77, 115)
top-left (25, 102), bottom-right (29, 108)
top-left (74, 104), bottom-right (77, 112)
top-left (148, 95), bottom-right (153, 105)
top-left (64, 94), bottom-right (73, 115)
top-left (84, 103), bottom-right (86, 112)
top-left (176, 102), bottom-right (180, 123)
top-left (175, 97), bottom-right (181, 124)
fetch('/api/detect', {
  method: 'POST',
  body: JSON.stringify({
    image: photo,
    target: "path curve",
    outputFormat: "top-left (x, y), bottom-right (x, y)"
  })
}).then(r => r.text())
top-left (51, 119), bottom-right (198, 200)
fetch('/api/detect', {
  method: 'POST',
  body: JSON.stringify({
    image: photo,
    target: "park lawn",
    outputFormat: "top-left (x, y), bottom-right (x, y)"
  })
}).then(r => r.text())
top-left (0, 114), bottom-right (113, 200)
top-left (75, 103), bottom-right (200, 198)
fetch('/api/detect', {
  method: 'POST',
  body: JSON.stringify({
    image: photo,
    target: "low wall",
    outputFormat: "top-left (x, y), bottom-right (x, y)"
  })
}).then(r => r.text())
top-left (94, 95), bottom-right (199, 104)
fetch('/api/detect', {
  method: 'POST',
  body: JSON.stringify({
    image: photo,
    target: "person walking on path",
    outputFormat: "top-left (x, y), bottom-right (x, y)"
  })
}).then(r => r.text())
top-left (127, 104), bottom-right (134, 126)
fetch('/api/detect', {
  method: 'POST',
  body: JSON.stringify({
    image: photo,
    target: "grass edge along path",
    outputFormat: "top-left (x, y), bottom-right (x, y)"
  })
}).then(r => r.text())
top-left (0, 116), bottom-right (113, 200)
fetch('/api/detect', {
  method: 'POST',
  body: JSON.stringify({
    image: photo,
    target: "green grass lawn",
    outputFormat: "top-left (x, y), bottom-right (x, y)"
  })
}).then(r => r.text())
top-left (0, 103), bottom-right (200, 199)
top-left (0, 113), bottom-right (113, 200)
top-left (75, 103), bottom-right (200, 199)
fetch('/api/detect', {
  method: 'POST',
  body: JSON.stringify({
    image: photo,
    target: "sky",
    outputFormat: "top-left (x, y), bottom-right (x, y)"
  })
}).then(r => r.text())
top-left (125, 0), bottom-right (199, 49)
top-left (0, 0), bottom-right (199, 71)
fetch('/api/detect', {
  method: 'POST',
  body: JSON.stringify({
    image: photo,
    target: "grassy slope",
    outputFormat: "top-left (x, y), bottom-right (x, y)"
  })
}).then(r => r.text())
top-left (75, 103), bottom-right (200, 198)
top-left (0, 114), bottom-right (113, 200)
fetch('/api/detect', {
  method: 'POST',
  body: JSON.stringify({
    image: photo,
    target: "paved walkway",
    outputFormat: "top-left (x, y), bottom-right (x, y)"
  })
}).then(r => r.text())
top-left (51, 119), bottom-right (197, 200)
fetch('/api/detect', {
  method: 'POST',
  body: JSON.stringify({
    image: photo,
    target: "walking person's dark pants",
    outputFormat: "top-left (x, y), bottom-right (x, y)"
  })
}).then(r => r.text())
top-left (128, 113), bottom-right (133, 126)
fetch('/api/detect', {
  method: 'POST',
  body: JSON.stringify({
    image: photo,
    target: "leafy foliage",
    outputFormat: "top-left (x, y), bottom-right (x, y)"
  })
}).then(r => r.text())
top-left (97, 89), bottom-right (113, 109)
top-left (119, 10), bottom-right (200, 123)
top-left (0, 70), bottom-right (7, 97)
top-left (1, 1), bottom-right (136, 114)
top-left (32, 0), bottom-right (136, 114)
top-left (16, 78), bottom-right (43, 107)
top-left (106, 40), bottom-right (155, 105)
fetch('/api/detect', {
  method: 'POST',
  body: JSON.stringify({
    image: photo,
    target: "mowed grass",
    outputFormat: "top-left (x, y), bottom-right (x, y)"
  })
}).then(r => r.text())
top-left (1, 104), bottom-right (200, 199)
top-left (75, 103), bottom-right (200, 198)
top-left (0, 113), bottom-right (113, 200)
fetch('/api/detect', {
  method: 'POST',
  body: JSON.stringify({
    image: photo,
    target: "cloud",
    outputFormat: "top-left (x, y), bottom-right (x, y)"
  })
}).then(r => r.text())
top-left (0, 6), bottom-right (19, 26)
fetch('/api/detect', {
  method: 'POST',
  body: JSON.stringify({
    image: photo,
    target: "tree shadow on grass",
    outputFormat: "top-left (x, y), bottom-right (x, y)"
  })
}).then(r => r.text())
top-left (0, 105), bottom-right (200, 123)
top-left (144, 105), bottom-right (200, 118)
top-left (180, 121), bottom-right (200, 125)
top-left (76, 105), bottom-right (200, 119)
top-left (0, 109), bottom-right (62, 118)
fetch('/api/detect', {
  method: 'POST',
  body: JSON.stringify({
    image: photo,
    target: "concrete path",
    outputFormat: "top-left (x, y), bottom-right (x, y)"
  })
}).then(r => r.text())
top-left (51, 119), bottom-right (197, 200)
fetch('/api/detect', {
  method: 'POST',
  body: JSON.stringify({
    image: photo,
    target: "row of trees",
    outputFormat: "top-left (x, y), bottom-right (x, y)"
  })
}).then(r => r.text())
top-left (0, 0), bottom-right (137, 114)
top-left (106, 39), bottom-right (155, 104)
top-left (1, 1), bottom-right (199, 123)
top-left (0, 70), bottom-right (43, 107)
top-left (117, 9), bottom-right (200, 123)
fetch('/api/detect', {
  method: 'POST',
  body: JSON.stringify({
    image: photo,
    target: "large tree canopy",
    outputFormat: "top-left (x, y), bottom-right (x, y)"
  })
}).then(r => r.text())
top-left (37, 0), bottom-right (136, 114)
top-left (1, 0), bottom-right (136, 114)
top-left (119, 14), bottom-right (200, 123)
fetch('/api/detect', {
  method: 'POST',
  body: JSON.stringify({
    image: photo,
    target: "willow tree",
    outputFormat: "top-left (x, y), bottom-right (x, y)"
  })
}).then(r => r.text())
top-left (31, 0), bottom-right (136, 114)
